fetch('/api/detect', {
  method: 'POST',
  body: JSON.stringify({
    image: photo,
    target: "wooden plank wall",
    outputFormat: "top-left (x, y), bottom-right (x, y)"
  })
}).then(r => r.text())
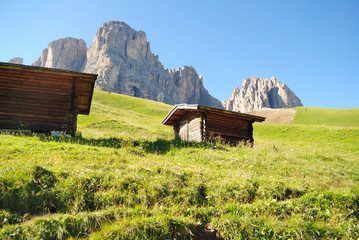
top-left (205, 112), bottom-right (251, 140)
top-left (0, 66), bottom-right (95, 135)
top-left (178, 117), bottom-right (202, 142)
top-left (77, 77), bottom-right (96, 115)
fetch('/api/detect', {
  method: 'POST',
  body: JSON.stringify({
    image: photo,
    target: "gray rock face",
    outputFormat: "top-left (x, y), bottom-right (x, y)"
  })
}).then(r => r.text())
top-left (82, 21), bottom-right (222, 108)
top-left (33, 37), bottom-right (87, 72)
top-left (8, 57), bottom-right (23, 64)
top-left (222, 77), bottom-right (303, 112)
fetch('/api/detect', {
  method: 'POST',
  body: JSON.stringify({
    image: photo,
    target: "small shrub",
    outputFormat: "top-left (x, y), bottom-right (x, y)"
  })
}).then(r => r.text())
top-left (0, 166), bottom-right (59, 214)
top-left (33, 166), bottom-right (57, 189)
top-left (225, 179), bottom-right (259, 204)
top-left (0, 210), bottom-right (21, 228)
top-left (270, 182), bottom-right (306, 201)
top-left (188, 183), bottom-right (208, 206)
top-left (90, 215), bottom-right (196, 240)
top-left (0, 211), bottom-right (118, 239)
top-left (57, 175), bottom-right (104, 213)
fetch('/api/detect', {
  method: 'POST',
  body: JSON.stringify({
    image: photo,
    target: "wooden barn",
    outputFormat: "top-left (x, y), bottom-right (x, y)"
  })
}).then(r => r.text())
top-left (0, 62), bottom-right (97, 136)
top-left (162, 104), bottom-right (265, 145)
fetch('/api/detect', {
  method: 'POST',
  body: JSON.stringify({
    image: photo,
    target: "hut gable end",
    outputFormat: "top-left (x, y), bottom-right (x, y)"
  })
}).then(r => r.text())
top-left (178, 116), bottom-right (202, 142)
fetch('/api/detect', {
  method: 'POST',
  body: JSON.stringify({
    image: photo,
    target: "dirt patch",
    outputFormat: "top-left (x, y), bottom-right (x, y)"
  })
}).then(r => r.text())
top-left (248, 108), bottom-right (297, 124)
top-left (194, 225), bottom-right (223, 240)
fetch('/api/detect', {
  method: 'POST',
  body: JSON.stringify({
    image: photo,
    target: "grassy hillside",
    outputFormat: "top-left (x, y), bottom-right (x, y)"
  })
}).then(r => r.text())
top-left (294, 106), bottom-right (359, 127)
top-left (0, 90), bottom-right (359, 239)
top-left (77, 89), bottom-right (173, 140)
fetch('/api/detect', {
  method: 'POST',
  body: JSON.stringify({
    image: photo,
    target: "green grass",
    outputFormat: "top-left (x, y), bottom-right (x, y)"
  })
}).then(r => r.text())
top-left (0, 89), bottom-right (358, 239)
top-left (294, 106), bottom-right (359, 127)
top-left (77, 89), bottom-right (173, 140)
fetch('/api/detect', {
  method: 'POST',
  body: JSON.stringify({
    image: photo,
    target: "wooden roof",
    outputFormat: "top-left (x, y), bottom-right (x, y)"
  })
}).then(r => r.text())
top-left (162, 104), bottom-right (266, 126)
top-left (0, 62), bottom-right (97, 77)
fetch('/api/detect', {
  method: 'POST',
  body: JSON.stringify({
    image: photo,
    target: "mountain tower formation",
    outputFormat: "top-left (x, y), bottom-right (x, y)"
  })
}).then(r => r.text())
top-left (223, 77), bottom-right (303, 112)
top-left (32, 21), bottom-right (222, 108)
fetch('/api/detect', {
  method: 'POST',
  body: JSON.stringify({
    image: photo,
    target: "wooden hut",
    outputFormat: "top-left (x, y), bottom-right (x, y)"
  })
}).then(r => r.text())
top-left (0, 62), bottom-right (97, 136)
top-left (162, 104), bottom-right (265, 145)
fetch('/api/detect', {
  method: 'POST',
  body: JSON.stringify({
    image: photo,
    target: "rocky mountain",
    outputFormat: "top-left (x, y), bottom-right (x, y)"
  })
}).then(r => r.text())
top-left (31, 21), bottom-right (221, 108)
top-left (223, 77), bottom-right (302, 112)
top-left (32, 37), bottom-right (87, 72)
top-left (82, 21), bottom-right (222, 108)
top-left (8, 57), bottom-right (23, 64)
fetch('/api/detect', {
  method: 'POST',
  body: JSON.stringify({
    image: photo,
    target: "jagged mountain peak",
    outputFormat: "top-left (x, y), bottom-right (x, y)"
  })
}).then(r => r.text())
top-left (32, 37), bottom-right (87, 72)
top-left (30, 21), bottom-right (221, 108)
top-left (87, 21), bottom-right (152, 62)
top-left (223, 76), bottom-right (302, 112)
top-left (83, 21), bottom-right (222, 108)
top-left (8, 57), bottom-right (23, 64)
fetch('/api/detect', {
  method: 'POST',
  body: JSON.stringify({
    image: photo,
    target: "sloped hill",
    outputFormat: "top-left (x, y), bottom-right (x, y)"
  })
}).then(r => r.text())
top-left (0, 90), bottom-right (358, 239)
top-left (248, 108), bottom-right (297, 124)
top-left (294, 106), bottom-right (359, 127)
top-left (77, 89), bottom-right (173, 140)
top-left (248, 107), bottom-right (359, 127)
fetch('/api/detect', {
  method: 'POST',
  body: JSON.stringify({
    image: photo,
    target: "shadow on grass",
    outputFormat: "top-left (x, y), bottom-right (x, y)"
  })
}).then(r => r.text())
top-left (35, 135), bottom-right (225, 154)
top-left (140, 138), bottom-right (226, 154)
top-left (38, 135), bottom-right (124, 149)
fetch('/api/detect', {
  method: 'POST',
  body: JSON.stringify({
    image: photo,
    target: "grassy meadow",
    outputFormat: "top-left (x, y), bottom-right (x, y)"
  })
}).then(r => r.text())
top-left (0, 89), bottom-right (358, 239)
top-left (294, 106), bottom-right (359, 127)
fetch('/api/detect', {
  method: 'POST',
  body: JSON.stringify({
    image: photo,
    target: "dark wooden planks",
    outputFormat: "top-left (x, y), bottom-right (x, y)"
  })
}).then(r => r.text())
top-left (0, 62), bottom-right (97, 135)
top-left (206, 112), bottom-right (250, 138)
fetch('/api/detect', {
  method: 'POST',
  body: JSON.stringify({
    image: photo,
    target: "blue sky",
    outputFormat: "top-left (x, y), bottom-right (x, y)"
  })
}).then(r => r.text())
top-left (1, 0), bottom-right (358, 108)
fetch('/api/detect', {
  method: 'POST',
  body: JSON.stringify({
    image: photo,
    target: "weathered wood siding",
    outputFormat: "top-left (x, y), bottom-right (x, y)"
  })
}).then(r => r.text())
top-left (0, 63), bottom-right (96, 135)
top-left (163, 104), bottom-right (265, 146)
top-left (178, 117), bottom-right (202, 142)
top-left (205, 112), bottom-right (251, 139)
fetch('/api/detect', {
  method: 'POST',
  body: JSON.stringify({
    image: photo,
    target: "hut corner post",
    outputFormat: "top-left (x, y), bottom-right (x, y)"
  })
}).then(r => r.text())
top-left (66, 77), bottom-right (79, 136)
top-left (173, 124), bottom-right (180, 140)
top-left (248, 120), bottom-right (254, 147)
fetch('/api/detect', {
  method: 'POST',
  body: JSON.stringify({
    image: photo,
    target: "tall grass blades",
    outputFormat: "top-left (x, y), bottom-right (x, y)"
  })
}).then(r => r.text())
top-left (0, 90), bottom-right (358, 239)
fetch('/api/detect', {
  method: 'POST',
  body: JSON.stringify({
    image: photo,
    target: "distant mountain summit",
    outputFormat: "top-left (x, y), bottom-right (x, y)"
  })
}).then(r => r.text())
top-left (223, 77), bottom-right (303, 112)
top-left (33, 37), bottom-right (87, 72)
top-left (82, 21), bottom-right (222, 108)
top-left (8, 57), bottom-right (23, 64)
top-left (32, 21), bottom-right (222, 108)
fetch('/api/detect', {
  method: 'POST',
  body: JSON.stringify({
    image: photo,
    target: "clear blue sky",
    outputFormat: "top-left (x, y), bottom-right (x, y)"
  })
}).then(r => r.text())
top-left (1, 0), bottom-right (358, 108)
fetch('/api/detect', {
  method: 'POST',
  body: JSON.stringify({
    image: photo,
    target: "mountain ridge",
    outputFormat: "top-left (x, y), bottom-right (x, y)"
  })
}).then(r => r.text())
top-left (223, 76), bottom-right (303, 112)
top-left (32, 37), bottom-right (87, 72)
top-left (32, 21), bottom-right (222, 108)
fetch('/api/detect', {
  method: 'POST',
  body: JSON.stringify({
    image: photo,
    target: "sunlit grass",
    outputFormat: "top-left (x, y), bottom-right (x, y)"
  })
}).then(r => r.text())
top-left (294, 106), bottom-right (359, 127)
top-left (0, 90), bottom-right (358, 239)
